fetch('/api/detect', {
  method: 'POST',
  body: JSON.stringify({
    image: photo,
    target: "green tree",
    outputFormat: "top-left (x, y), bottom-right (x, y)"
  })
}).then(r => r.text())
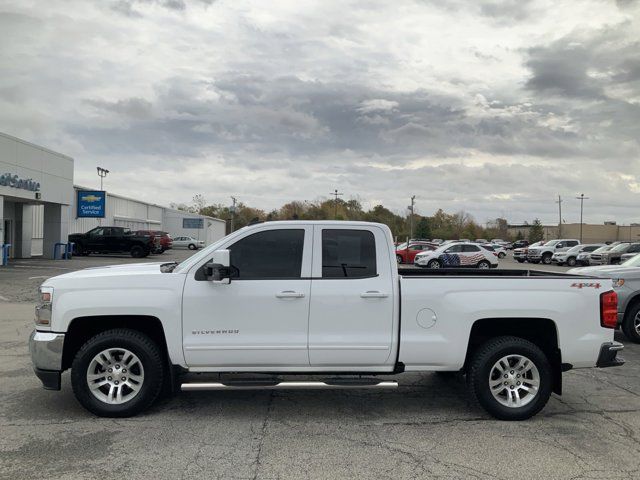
top-left (529, 219), bottom-right (544, 242)
top-left (414, 217), bottom-right (432, 239)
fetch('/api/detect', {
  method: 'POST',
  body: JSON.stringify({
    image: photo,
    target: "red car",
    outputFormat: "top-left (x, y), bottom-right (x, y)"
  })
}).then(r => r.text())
top-left (396, 242), bottom-right (437, 264)
top-left (135, 230), bottom-right (173, 253)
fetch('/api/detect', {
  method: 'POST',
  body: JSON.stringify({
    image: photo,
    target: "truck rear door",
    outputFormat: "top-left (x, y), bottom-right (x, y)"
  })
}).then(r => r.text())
top-left (308, 226), bottom-right (396, 366)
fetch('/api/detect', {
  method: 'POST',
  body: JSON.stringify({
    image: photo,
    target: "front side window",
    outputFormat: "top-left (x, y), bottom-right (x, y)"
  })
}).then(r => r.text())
top-left (322, 229), bottom-right (376, 278)
top-left (463, 245), bottom-right (480, 252)
top-left (89, 228), bottom-right (104, 236)
top-left (445, 244), bottom-right (463, 253)
top-left (229, 229), bottom-right (305, 279)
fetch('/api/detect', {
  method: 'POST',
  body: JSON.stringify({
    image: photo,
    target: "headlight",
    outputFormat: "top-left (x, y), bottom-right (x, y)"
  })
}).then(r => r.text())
top-left (612, 279), bottom-right (625, 288)
top-left (35, 286), bottom-right (53, 326)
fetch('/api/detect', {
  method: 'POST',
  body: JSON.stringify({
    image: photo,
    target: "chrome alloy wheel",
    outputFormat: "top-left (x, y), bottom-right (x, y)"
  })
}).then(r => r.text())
top-left (489, 354), bottom-right (540, 408)
top-left (634, 311), bottom-right (640, 336)
top-left (86, 348), bottom-right (144, 405)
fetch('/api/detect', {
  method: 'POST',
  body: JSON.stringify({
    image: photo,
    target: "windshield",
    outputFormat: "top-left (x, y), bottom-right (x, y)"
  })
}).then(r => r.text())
top-left (622, 254), bottom-right (640, 267)
top-left (611, 243), bottom-right (629, 252)
top-left (543, 240), bottom-right (559, 247)
top-left (396, 242), bottom-right (407, 250)
top-left (592, 245), bottom-right (611, 253)
top-left (566, 245), bottom-right (582, 254)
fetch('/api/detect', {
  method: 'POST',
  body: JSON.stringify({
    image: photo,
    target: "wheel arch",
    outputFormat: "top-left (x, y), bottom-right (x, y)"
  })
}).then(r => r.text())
top-left (463, 317), bottom-right (562, 395)
top-left (62, 315), bottom-right (169, 371)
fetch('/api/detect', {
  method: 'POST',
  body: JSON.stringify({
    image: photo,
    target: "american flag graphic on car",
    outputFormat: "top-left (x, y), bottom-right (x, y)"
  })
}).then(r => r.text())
top-left (440, 253), bottom-right (486, 266)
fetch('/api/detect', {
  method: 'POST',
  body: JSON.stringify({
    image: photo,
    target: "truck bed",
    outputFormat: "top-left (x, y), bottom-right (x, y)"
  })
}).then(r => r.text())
top-left (398, 267), bottom-right (581, 277)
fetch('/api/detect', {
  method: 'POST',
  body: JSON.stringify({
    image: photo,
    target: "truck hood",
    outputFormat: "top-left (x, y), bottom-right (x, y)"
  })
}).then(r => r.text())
top-left (46, 262), bottom-right (168, 281)
top-left (567, 265), bottom-right (640, 277)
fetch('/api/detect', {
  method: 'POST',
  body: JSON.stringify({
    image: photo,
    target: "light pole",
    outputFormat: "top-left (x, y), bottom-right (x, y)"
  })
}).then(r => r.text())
top-left (230, 196), bottom-right (237, 233)
top-left (97, 167), bottom-right (109, 191)
top-left (555, 195), bottom-right (562, 238)
top-left (408, 195), bottom-right (416, 240)
top-left (575, 193), bottom-right (589, 243)
top-left (330, 189), bottom-right (343, 219)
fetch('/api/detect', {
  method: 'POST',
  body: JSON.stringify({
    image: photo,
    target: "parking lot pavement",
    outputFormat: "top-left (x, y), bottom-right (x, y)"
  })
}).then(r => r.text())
top-left (3, 252), bottom-right (640, 479)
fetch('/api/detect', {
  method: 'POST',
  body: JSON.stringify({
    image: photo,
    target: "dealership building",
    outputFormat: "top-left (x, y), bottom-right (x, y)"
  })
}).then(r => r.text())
top-left (0, 132), bottom-right (225, 260)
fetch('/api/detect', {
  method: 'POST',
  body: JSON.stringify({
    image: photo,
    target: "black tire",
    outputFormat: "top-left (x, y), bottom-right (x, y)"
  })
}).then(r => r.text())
top-left (427, 259), bottom-right (441, 269)
top-left (131, 245), bottom-right (145, 258)
top-left (542, 253), bottom-right (552, 265)
top-left (516, 259), bottom-right (525, 263)
top-left (71, 328), bottom-right (165, 417)
top-left (498, 252), bottom-right (506, 259)
top-left (622, 303), bottom-right (640, 344)
top-left (396, 254), bottom-right (403, 264)
top-left (188, 244), bottom-right (197, 250)
top-left (566, 257), bottom-right (576, 267)
top-left (477, 260), bottom-right (491, 269)
top-left (466, 336), bottom-right (552, 421)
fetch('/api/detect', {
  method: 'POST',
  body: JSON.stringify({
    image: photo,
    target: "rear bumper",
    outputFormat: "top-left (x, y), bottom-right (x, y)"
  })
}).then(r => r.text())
top-left (596, 341), bottom-right (625, 368)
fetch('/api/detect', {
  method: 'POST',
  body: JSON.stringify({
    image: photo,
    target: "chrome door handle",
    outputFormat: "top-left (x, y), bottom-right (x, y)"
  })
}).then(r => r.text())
top-left (276, 291), bottom-right (305, 298)
top-left (360, 291), bottom-right (389, 298)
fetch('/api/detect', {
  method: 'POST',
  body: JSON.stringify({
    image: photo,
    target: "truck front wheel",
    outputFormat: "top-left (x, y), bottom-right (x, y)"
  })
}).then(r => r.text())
top-left (131, 245), bottom-right (145, 258)
top-left (466, 336), bottom-right (552, 421)
top-left (70, 329), bottom-right (165, 417)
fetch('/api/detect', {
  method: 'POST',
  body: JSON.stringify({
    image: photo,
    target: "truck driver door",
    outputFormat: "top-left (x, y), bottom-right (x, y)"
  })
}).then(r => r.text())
top-left (182, 226), bottom-right (313, 369)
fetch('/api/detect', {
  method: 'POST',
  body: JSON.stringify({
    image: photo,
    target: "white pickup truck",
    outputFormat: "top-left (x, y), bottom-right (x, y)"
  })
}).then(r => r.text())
top-left (30, 221), bottom-right (624, 421)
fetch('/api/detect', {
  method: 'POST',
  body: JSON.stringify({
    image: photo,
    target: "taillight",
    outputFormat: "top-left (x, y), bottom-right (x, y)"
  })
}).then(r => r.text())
top-left (600, 290), bottom-right (618, 329)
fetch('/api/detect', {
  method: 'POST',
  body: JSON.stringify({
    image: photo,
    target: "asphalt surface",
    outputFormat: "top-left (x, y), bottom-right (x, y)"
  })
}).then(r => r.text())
top-left (2, 252), bottom-right (640, 479)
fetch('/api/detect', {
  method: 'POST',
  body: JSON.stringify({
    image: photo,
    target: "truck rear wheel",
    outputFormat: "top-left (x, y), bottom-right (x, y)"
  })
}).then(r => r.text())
top-left (70, 329), bottom-right (164, 417)
top-left (467, 336), bottom-right (552, 421)
top-left (621, 303), bottom-right (640, 344)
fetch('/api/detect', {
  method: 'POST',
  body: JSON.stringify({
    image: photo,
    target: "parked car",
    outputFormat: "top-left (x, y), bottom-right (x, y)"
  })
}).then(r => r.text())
top-left (513, 241), bottom-right (544, 263)
top-left (155, 231), bottom-right (173, 252)
top-left (527, 239), bottom-right (580, 265)
top-left (431, 238), bottom-right (444, 245)
top-left (621, 252), bottom-right (640, 263)
top-left (552, 244), bottom-right (604, 267)
top-left (580, 244), bottom-right (614, 266)
top-left (569, 253), bottom-right (640, 343)
top-left (415, 242), bottom-right (499, 269)
top-left (173, 236), bottom-right (205, 250)
top-left (69, 227), bottom-right (157, 258)
top-left (135, 230), bottom-right (173, 253)
top-left (31, 220), bottom-right (622, 420)
top-left (474, 238), bottom-right (488, 244)
top-left (590, 242), bottom-right (640, 265)
top-left (481, 243), bottom-right (506, 258)
top-left (396, 241), bottom-right (437, 264)
top-left (511, 240), bottom-right (530, 250)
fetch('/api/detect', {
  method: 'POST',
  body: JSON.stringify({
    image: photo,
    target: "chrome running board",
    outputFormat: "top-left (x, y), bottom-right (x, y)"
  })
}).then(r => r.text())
top-left (181, 379), bottom-right (398, 391)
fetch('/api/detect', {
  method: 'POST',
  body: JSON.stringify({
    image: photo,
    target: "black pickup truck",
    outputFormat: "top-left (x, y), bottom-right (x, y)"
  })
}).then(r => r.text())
top-left (69, 227), bottom-right (158, 258)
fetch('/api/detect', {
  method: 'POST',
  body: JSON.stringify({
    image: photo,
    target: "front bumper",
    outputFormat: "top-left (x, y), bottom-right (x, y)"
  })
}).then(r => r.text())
top-left (29, 330), bottom-right (65, 390)
top-left (596, 341), bottom-right (624, 368)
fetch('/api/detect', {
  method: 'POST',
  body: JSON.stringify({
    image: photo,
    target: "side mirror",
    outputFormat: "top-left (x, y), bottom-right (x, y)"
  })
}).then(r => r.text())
top-left (556, 244), bottom-right (563, 249)
top-left (205, 249), bottom-right (231, 284)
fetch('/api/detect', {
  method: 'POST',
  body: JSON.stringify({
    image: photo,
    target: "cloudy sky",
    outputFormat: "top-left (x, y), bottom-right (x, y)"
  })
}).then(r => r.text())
top-left (1, 0), bottom-right (639, 225)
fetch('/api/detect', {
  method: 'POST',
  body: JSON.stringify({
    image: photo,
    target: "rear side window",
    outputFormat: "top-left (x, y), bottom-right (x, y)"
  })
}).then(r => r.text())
top-left (322, 229), bottom-right (376, 278)
top-left (463, 245), bottom-right (480, 252)
top-left (445, 244), bottom-right (463, 253)
top-left (229, 229), bottom-right (305, 279)
top-left (628, 244), bottom-right (640, 253)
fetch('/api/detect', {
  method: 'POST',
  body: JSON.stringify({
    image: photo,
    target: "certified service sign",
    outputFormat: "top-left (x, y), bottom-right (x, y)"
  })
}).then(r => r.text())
top-left (77, 190), bottom-right (106, 218)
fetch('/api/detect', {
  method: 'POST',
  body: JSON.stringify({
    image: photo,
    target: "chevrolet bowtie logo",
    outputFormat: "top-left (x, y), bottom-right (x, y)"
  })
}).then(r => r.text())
top-left (81, 194), bottom-right (101, 202)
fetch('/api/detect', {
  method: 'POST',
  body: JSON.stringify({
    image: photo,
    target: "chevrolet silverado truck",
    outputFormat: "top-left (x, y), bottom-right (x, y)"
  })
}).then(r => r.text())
top-left (69, 226), bottom-right (158, 258)
top-left (30, 221), bottom-right (623, 421)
